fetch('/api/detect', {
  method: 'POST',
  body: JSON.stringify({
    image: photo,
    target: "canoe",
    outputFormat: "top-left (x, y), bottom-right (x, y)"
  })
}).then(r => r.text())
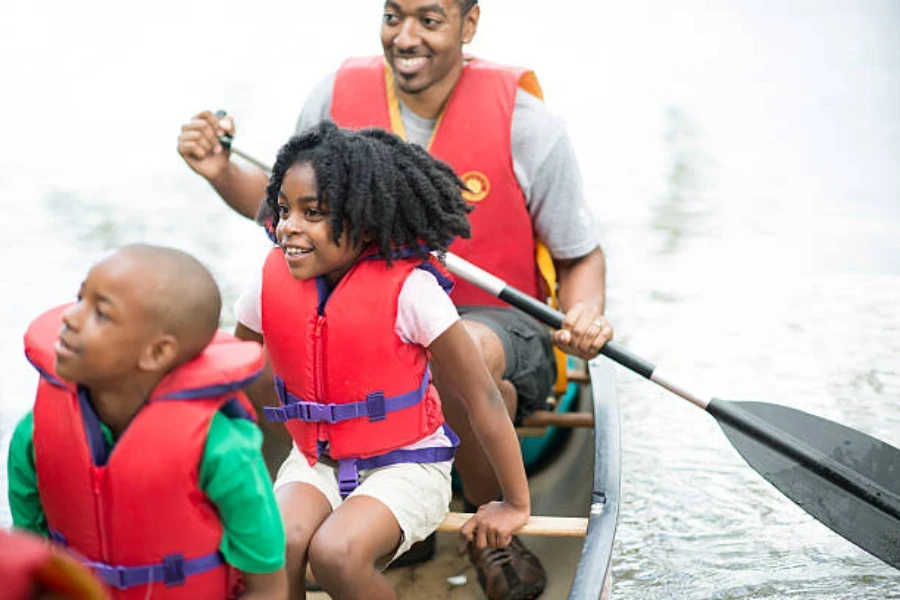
top-left (372, 357), bottom-right (621, 599)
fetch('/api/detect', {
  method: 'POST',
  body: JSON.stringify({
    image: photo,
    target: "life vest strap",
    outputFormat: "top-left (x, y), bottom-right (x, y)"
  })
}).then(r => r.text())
top-left (85, 551), bottom-right (224, 590)
top-left (336, 424), bottom-right (459, 497)
top-left (47, 530), bottom-right (222, 590)
top-left (265, 367), bottom-right (431, 424)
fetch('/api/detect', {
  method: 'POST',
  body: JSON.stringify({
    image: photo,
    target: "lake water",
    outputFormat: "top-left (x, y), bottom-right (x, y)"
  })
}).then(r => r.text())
top-left (1, 1), bottom-right (898, 597)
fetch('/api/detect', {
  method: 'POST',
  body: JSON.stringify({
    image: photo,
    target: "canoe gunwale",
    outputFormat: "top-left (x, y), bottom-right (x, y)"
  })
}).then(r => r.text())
top-left (568, 357), bottom-right (621, 599)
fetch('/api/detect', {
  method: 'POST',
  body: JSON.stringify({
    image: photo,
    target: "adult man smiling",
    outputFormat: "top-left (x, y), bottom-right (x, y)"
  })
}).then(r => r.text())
top-left (178, 1), bottom-right (612, 598)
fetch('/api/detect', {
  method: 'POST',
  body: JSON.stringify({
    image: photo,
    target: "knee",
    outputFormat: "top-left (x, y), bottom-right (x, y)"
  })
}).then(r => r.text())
top-left (460, 320), bottom-right (506, 382)
top-left (308, 533), bottom-right (362, 585)
top-left (284, 520), bottom-right (314, 575)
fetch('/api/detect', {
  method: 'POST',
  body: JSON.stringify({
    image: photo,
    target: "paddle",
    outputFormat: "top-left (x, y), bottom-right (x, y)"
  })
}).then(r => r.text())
top-left (441, 252), bottom-right (900, 571)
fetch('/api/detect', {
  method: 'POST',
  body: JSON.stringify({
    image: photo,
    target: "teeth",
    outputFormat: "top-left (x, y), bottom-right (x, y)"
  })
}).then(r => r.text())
top-left (284, 247), bottom-right (312, 256)
top-left (397, 57), bottom-right (427, 69)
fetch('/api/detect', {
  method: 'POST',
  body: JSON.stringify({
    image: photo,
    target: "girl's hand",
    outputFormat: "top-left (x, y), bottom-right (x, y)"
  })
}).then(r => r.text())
top-left (551, 302), bottom-right (613, 360)
top-left (459, 500), bottom-right (530, 550)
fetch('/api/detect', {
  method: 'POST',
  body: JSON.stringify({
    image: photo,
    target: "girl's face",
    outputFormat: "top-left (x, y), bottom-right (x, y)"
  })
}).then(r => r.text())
top-left (275, 162), bottom-right (364, 287)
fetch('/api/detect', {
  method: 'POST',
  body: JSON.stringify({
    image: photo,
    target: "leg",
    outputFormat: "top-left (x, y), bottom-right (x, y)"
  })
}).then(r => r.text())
top-left (308, 496), bottom-right (402, 600)
top-left (273, 448), bottom-right (342, 600)
top-left (277, 482), bottom-right (332, 600)
top-left (310, 459), bottom-right (452, 599)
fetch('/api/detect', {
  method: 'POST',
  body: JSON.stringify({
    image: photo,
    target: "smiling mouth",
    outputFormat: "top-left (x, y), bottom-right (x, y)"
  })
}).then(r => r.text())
top-left (283, 246), bottom-right (313, 257)
top-left (394, 56), bottom-right (429, 75)
top-left (55, 335), bottom-right (79, 357)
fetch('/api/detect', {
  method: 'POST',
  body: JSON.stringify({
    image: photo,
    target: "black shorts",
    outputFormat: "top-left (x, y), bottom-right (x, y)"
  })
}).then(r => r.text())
top-left (457, 306), bottom-right (557, 423)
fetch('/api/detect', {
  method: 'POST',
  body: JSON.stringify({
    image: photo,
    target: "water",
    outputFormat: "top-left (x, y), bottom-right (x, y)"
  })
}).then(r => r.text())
top-left (1, 1), bottom-right (898, 597)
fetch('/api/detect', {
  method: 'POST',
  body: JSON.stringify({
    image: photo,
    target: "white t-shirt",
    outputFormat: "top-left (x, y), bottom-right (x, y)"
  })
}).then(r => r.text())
top-left (236, 265), bottom-right (459, 449)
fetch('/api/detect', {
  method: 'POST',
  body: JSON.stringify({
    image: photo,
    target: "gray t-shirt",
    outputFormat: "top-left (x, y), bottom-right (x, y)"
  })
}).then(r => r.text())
top-left (295, 71), bottom-right (599, 260)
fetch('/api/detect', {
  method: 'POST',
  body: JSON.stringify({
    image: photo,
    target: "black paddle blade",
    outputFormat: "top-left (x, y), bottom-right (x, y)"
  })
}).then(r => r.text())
top-left (707, 399), bottom-right (900, 570)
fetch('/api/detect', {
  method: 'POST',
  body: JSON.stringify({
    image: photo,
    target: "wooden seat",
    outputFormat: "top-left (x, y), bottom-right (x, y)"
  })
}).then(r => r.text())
top-left (438, 512), bottom-right (588, 537)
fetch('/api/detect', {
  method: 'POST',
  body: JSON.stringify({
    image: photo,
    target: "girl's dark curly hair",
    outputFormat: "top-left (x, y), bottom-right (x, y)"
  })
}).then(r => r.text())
top-left (259, 121), bottom-right (471, 263)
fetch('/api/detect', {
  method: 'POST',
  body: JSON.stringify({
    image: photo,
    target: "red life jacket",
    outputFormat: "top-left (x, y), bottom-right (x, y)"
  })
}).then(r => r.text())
top-left (331, 56), bottom-right (545, 306)
top-left (260, 248), bottom-right (454, 495)
top-left (25, 304), bottom-right (264, 600)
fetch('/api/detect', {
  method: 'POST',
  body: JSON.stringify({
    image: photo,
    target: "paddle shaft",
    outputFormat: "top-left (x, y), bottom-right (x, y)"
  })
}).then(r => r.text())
top-left (441, 253), bottom-right (900, 524)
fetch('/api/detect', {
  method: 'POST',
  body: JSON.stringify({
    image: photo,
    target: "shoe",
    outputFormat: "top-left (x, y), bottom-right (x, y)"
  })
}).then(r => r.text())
top-left (467, 535), bottom-right (546, 600)
top-left (388, 532), bottom-right (437, 568)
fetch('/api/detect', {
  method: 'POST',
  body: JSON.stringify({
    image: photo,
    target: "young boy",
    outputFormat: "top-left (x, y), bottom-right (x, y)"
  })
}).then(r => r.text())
top-left (7, 244), bottom-right (287, 600)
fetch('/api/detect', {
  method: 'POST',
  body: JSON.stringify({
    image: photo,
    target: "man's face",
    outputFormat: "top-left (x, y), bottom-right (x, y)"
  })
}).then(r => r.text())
top-left (381, 0), bottom-right (477, 95)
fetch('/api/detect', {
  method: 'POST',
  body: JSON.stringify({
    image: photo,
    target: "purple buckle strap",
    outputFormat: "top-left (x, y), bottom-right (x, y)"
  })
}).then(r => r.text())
top-left (264, 368), bottom-right (430, 424)
top-left (85, 552), bottom-right (223, 590)
top-left (338, 458), bottom-right (360, 497)
top-left (336, 424), bottom-right (459, 498)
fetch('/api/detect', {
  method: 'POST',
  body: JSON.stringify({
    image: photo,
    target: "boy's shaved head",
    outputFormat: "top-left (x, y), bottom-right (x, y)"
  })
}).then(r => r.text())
top-left (114, 244), bottom-right (221, 363)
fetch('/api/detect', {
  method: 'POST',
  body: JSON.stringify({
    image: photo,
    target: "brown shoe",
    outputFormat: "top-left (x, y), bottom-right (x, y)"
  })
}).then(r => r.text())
top-left (467, 535), bottom-right (547, 600)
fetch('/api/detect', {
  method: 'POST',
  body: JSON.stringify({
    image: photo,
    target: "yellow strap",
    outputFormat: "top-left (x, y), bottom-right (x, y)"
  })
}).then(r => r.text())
top-left (524, 73), bottom-right (568, 394)
top-left (384, 62), bottom-right (446, 150)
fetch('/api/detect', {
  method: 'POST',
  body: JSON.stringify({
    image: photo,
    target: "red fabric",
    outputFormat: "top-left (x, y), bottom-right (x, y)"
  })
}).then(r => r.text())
top-left (0, 529), bottom-right (50, 600)
top-left (331, 56), bottom-right (542, 305)
top-left (261, 249), bottom-right (444, 462)
top-left (0, 530), bottom-right (109, 600)
top-left (26, 305), bottom-right (263, 600)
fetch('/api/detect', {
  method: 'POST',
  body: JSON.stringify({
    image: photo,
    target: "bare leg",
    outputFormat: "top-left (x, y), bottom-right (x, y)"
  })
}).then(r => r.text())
top-left (433, 320), bottom-right (517, 505)
top-left (308, 495), bottom-right (403, 600)
top-left (277, 482), bottom-right (333, 600)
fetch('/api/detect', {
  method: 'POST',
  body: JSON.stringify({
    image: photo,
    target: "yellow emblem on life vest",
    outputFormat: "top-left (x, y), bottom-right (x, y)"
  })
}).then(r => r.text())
top-left (460, 171), bottom-right (490, 203)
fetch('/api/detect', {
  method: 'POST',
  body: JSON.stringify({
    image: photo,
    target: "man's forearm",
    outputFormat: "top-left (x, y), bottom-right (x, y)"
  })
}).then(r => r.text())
top-left (555, 246), bottom-right (607, 313)
top-left (208, 161), bottom-right (270, 220)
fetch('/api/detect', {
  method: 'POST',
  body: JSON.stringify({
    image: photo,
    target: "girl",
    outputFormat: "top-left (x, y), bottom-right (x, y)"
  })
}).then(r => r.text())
top-left (234, 122), bottom-right (531, 600)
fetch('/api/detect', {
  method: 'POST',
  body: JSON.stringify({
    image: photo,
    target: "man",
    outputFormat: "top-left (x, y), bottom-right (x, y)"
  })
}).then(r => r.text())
top-left (177, 1), bottom-right (612, 598)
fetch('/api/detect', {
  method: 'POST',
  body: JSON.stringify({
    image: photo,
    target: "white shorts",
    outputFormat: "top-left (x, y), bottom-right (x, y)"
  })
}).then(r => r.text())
top-left (274, 445), bottom-right (453, 562)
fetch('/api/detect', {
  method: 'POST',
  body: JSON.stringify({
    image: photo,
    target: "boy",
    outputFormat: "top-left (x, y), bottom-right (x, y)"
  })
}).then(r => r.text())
top-left (7, 244), bottom-right (287, 600)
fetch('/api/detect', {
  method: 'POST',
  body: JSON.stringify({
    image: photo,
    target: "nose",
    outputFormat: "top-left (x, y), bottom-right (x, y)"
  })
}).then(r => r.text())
top-left (393, 18), bottom-right (421, 51)
top-left (277, 210), bottom-right (302, 240)
top-left (61, 301), bottom-right (83, 332)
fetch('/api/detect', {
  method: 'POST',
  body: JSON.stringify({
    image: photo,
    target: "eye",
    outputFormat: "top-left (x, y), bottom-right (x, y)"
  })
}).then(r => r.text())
top-left (383, 12), bottom-right (399, 25)
top-left (304, 207), bottom-right (326, 220)
top-left (277, 203), bottom-right (289, 218)
top-left (94, 306), bottom-right (109, 321)
top-left (422, 16), bottom-right (440, 27)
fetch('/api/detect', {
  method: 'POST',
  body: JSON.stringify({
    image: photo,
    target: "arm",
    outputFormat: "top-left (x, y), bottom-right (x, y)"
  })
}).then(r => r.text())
top-left (234, 323), bottom-right (292, 477)
top-left (428, 322), bottom-right (530, 549)
top-left (7, 412), bottom-right (48, 536)
top-left (552, 246), bottom-right (614, 359)
top-left (176, 110), bottom-right (268, 219)
top-left (241, 570), bottom-right (288, 600)
top-left (200, 413), bottom-right (287, 597)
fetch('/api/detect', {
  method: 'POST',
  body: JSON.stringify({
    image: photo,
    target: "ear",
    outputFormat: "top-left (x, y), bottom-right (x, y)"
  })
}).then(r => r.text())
top-left (461, 4), bottom-right (480, 45)
top-left (137, 334), bottom-right (180, 373)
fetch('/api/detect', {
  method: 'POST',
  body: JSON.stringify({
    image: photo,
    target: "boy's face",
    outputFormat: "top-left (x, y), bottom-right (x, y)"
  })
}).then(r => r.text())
top-left (275, 162), bottom-right (364, 288)
top-left (55, 253), bottom-right (160, 387)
